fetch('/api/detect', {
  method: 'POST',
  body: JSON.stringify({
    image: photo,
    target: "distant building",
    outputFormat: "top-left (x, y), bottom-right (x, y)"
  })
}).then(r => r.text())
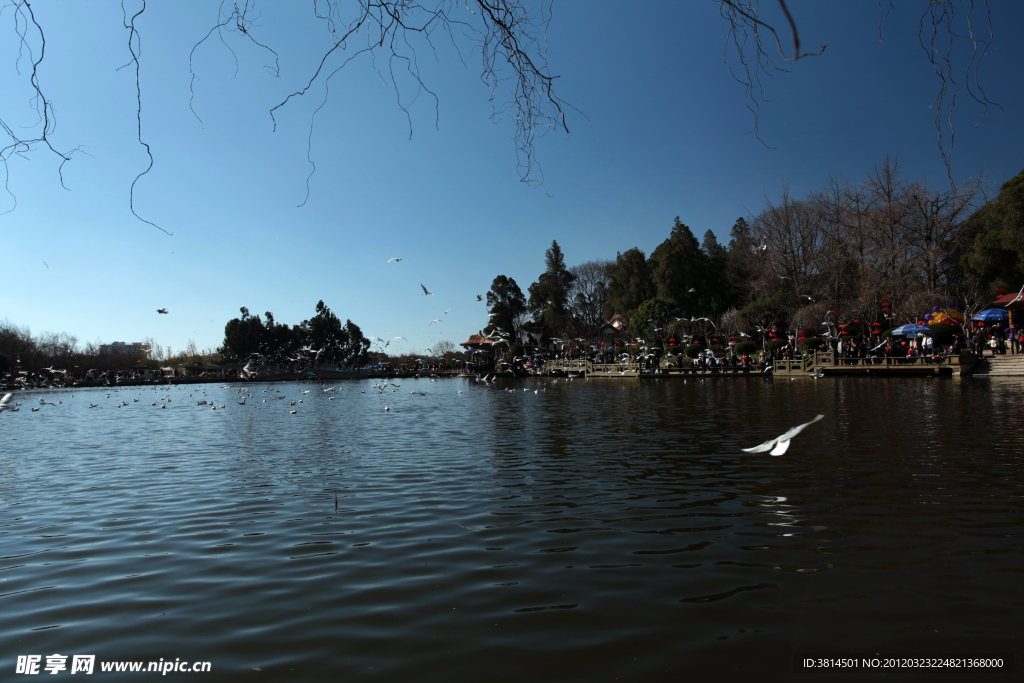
top-left (100, 341), bottom-right (144, 355)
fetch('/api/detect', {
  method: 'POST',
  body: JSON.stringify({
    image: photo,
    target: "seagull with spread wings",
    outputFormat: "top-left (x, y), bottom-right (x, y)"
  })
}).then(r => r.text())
top-left (387, 258), bottom-right (405, 263)
top-left (742, 415), bottom-right (824, 456)
top-left (420, 284), bottom-right (433, 296)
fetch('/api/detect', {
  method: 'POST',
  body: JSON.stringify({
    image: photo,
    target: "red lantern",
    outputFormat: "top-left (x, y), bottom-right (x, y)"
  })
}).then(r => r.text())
top-left (668, 337), bottom-right (677, 347)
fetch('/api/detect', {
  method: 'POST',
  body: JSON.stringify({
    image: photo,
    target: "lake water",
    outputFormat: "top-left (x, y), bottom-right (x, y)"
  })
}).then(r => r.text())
top-left (2, 376), bottom-right (1022, 681)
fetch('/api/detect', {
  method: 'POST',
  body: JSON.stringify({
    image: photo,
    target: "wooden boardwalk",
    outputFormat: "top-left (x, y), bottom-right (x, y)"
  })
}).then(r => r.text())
top-left (541, 352), bottom-right (979, 379)
top-left (763, 352), bottom-right (976, 377)
top-left (542, 359), bottom-right (761, 378)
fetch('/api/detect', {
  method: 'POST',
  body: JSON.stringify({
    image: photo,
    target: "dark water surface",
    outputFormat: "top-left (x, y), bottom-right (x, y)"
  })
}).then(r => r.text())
top-left (2, 376), bottom-right (1022, 681)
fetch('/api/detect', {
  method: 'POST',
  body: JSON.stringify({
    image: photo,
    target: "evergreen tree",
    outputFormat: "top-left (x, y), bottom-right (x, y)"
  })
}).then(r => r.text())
top-left (702, 229), bottom-right (733, 313)
top-left (628, 297), bottom-right (679, 341)
top-left (342, 319), bottom-right (371, 366)
top-left (486, 275), bottom-right (527, 338)
top-left (308, 300), bottom-right (349, 365)
top-left (963, 168), bottom-right (1024, 290)
top-left (528, 240), bottom-right (577, 333)
top-left (725, 217), bottom-right (757, 299)
top-left (648, 217), bottom-right (709, 316)
top-left (604, 247), bottom-right (654, 321)
top-left (221, 307), bottom-right (265, 359)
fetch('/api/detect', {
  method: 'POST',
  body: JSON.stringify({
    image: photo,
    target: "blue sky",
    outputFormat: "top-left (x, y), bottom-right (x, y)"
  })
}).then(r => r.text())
top-left (3, 1), bottom-right (1023, 357)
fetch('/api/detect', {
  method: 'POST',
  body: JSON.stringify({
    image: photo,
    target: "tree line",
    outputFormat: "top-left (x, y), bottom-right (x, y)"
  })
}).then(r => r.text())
top-left (484, 159), bottom-right (1023, 349)
top-left (1, 299), bottom-right (374, 376)
top-left (0, 319), bottom-right (214, 376)
top-left (220, 301), bottom-right (371, 368)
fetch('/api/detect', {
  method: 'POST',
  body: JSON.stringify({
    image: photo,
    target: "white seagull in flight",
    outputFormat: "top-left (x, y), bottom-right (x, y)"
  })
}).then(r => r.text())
top-left (387, 258), bottom-right (406, 263)
top-left (742, 414), bottom-right (824, 456)
top-left (420, 284), bottom-right (433, 296)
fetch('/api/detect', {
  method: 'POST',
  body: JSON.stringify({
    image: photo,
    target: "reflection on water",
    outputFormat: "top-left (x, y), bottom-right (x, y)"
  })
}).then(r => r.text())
top-left (1, 377), bottom-right (1022, 680)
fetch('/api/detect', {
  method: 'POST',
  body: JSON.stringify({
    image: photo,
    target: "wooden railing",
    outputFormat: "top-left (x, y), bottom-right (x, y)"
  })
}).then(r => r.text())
top-left (543, 359), bottom-right (592, 375)
top-left (591, 362), bottom-right (642, 375)
top-left (542, 360), bottom-right (645, 376)
top-left (544, 353), bottom-right (977, 377)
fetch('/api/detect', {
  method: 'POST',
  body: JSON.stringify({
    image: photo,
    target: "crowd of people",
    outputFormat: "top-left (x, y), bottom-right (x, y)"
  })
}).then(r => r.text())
top-left (530, 319), bottom-right (1022, 372)
top-left (972, 322), bottom-right (1020, 356)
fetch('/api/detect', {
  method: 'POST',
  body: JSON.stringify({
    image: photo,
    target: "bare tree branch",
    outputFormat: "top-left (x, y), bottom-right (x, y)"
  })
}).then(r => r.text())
top-left (0, 0), bottom-right (85, 214)
top-left (121, 0), bottom-right (171, 235)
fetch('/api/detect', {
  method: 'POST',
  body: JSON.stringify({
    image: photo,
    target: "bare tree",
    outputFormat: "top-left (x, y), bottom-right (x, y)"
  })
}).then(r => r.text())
top-left (431, 339), bottom-right (456, 358)
top-left (749, 185), bottom-right (826, 295)
top-left (567, 259), bottom-right (611, 331)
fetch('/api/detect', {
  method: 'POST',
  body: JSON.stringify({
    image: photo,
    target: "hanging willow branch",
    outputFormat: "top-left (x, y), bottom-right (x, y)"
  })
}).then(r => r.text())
top-left (0, 0), bottom-right (86, 216)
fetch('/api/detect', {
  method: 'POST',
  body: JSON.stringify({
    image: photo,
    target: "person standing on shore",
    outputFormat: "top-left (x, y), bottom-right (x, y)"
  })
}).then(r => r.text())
top-left (951, 333), bottom-right (963, 355)
top-left (991, 323), bottom-right (1007, 355)
top-left (1007, 323), bottom-right (1020, 354)
top-left (971, 326), bottom-right (986, 356)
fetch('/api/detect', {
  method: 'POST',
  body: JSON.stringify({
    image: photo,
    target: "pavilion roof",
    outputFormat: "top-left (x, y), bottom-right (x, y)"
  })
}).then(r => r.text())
top-left (460, 334), bottom-right (497, 349)
top-left (580, 313), bottom-right (629, 338)
top-left (992, 290), bottom-right (1024, 308)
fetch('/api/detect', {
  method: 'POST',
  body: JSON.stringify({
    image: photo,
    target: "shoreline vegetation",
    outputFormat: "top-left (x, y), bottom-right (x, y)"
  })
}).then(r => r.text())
top-left (3, 161), bottom-right (1021, 383)
top-left (479, 160), bottom-right (1021, 365)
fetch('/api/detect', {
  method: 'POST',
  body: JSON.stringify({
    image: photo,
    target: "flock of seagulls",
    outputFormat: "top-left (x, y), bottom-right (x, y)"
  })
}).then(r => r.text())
top-left (4, 375), bottom-right (828, 456)
top-left (15, 254), bottom-right (832, 458)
